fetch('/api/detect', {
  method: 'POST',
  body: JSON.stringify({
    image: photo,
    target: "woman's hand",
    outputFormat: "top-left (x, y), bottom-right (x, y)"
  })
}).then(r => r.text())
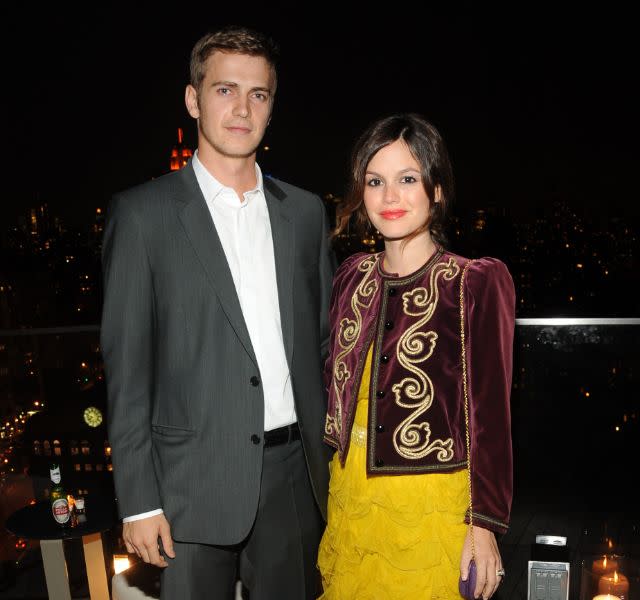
top-left (459, 525), bottom-right (504, 599)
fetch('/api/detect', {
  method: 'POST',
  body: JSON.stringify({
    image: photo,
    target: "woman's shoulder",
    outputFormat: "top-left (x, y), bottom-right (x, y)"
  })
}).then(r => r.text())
top-left (462, 256), bottom-right (514, 299)
top-left (335, 252), bottom-right (379, 276)
top-left (331, 252), bottom-right (380, 296)
top-left (468, 256), bottom-right (511, 277)
top-left (441, 250), bottom-right (511, 279)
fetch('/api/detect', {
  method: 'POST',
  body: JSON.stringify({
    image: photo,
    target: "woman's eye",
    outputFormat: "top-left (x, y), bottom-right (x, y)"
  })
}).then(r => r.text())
top-left (366, 178), bottom-right (382, 187)
top-left (401, 175), bottom-right (417, 184)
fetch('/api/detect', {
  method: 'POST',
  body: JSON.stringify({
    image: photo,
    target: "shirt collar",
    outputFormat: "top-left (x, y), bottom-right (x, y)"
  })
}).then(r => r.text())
top-left (192, 150), bottom-right (264, 205)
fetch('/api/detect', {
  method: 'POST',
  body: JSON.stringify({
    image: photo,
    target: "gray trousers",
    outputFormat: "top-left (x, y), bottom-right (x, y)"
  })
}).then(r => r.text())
top-left (160, 439), bottom-right (324, 600)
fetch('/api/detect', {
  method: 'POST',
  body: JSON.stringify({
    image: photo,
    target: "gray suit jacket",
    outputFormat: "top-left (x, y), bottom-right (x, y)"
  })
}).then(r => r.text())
top-left (100, 160), bottom-right (334, 545)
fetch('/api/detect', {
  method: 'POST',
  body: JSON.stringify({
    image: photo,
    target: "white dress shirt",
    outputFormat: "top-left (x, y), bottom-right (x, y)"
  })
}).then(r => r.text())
top-left (124, 153), bottom-right (296, 523)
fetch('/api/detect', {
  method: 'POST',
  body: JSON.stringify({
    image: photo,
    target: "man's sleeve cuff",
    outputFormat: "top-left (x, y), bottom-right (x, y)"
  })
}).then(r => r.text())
top-left (122, 508), bottom-right (164, 523)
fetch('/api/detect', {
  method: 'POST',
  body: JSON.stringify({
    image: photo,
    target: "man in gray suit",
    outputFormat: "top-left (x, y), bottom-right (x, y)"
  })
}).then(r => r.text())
top-left (100, 26), bottom-right (334, 599)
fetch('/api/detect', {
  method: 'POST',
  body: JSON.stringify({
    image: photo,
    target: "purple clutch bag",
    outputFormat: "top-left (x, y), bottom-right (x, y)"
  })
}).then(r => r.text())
top-left (458, 559), bottom-right (477, 600)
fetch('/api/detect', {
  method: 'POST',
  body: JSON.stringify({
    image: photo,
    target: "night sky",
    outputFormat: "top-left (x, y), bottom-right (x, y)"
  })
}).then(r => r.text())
top-left (2, 4), bottom-right (638, 227)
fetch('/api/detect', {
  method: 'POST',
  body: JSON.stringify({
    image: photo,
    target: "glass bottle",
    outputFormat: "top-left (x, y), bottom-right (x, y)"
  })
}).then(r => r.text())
top-left (49, 463), bottom-right (71, 527)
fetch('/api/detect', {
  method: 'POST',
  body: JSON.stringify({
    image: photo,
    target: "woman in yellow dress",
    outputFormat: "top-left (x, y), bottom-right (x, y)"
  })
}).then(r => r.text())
top-left (318, 113), bottom-right (515, 599)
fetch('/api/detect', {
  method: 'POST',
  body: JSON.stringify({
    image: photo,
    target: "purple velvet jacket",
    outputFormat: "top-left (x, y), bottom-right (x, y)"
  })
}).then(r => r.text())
top-left (323, 249), bottom-right (515, 534)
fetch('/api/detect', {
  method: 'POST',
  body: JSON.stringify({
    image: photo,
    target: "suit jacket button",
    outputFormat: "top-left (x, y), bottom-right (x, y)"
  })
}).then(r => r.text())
top-left (376, 390), bottom-right (385, 399)
top-left (251, 434), bottom-right (261, 445)
top-left (388, 288), bottom-right (397, 297)
top-left (376, 424), bottom-right (385, 433)
top-left (375, 458), bottom-right (384, 467)
top-left (380, 354), bottom-right (389, 364)
top-left (385, 320), bottom-right (394, 330)
top-left (250, 376), bottom-right (260, 387)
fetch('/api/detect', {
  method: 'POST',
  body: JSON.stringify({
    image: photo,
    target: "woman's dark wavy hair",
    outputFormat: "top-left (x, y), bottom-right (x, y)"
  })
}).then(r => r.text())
top-left (334, 113), bottom-right (454, 248)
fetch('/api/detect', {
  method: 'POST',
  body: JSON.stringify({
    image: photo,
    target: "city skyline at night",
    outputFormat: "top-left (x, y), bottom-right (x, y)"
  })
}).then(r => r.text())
top-left (1, 5), bottom-right (638, 228)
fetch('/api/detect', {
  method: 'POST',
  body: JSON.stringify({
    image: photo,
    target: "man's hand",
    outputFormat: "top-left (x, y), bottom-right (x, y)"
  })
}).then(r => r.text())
top-left (123, 514), bottom-right (175, 568)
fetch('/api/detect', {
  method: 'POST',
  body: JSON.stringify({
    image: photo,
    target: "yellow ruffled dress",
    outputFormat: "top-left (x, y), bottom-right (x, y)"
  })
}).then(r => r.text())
top-left (318, 347), bottom-right (469, 599)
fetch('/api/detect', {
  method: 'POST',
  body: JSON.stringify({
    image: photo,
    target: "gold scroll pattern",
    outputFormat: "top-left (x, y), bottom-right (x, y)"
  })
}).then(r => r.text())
top-left (325, 255), bottom-right (379, 438)
top-left (392, 257), bottom-right (460, 460)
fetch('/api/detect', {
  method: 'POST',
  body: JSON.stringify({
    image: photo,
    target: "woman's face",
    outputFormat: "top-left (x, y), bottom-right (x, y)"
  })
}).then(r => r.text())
top-left (363, 139), bottom-right (433, 241)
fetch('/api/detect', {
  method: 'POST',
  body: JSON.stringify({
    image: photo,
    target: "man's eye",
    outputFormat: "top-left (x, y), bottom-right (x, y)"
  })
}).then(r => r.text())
top-left (217, 87), bottom-right (231, 95)
top-left (366, 178), bottom-right (382, 187)
top-left (254, 92), bottom-right (267, 101)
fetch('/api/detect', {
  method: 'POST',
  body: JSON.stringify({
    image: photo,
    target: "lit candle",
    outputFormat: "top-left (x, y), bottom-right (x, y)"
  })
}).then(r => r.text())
top-left (598, 571), bottom-right (629, 600)
top-left (113, 554), bottom-right (131, 574)
top-left (592, 595), bottom-right (621, 600)
top-left (592, 556), bottom-right (619, 575)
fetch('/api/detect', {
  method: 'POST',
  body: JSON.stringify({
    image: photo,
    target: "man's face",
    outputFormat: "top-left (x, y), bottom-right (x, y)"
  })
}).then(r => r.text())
top-left (185, 51), bottom-right (275, 160)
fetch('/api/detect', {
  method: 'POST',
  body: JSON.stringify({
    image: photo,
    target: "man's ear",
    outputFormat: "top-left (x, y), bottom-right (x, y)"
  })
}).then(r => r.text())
top-left (185, 85), bottom-right (200, 119)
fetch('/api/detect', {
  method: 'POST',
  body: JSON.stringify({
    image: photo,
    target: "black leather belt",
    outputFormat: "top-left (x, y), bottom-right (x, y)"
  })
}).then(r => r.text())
top-left (264, 422), bottom-right (300, 447)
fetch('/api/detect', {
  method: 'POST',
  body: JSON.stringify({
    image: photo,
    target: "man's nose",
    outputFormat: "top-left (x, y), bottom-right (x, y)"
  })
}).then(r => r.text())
top-left (233, 96), bottom-right (250, 117)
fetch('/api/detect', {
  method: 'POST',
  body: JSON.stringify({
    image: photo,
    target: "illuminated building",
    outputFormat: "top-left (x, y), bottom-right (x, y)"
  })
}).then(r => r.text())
top-left (169, 127), bottom-right (193, 171)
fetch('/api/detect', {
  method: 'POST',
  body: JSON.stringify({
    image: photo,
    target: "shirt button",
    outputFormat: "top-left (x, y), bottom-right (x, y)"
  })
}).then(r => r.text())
top-left (380, 354), bottom-right (389, 364)
top-left (376, 424), bottom-right (385, 433)
top-left (375, 458), bottom-right (384, 467)
top-left (385, 320), bottom-right (394, 330)
top-left (388, 288), bottom-right (397, 297)
top-left (250, 376), bottom-right (260, 387)
top-left (250, 434), bottom-right (261, 445)
top-left (376, 390), bottom-right (385, 399)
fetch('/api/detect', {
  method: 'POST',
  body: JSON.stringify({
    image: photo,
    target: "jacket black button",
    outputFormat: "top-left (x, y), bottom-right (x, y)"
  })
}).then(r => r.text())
top-left (376, 424), bottom-right (385, 433)
top-left (375, 458), bottom-right (384, 467)
top-left (385, 320), bottom-right (394, 330)
top-left (380, 354), bottom-right (389, 364)
top-left (388, 288), bottom-right (397, 297)
top-left (376, 390), bottom-right (385, 399)
top-left (250, 376), bottom-right (260, 387)
top-left (251, 434), bottom-right (261, 444)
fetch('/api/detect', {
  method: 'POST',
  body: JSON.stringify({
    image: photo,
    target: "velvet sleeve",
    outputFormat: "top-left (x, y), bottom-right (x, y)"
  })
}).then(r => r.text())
top-left (464, 258), bottom-right (515, 534)
top-left (322, 253), bottom-right (368, 392)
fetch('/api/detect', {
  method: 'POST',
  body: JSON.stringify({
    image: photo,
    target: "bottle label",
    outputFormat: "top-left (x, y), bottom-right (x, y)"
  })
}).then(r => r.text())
top-left (52, 498), bottom-right (70, 524)
top-left (50, 467), bottom-right (61, 484)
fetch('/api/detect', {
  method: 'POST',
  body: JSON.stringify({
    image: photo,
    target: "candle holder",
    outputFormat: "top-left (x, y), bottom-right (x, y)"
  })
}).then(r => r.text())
top-left (580, 554), bottom-right (640, 600)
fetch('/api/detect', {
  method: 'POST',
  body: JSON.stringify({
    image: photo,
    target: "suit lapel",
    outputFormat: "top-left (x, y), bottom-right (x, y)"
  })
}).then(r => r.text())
top-left (176, 165), bottom-right (258, 367)
top-left (264, 177), bottom-right (295, 366)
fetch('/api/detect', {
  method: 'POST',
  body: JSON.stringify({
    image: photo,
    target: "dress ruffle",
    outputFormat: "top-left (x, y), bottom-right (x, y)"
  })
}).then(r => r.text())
top-left (318, 351), bottom-right (468, 599)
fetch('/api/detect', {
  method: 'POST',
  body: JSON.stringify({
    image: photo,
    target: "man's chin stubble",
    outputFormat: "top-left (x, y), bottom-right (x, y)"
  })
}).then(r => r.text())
top-left (213, 142), bottom-right (260, 160)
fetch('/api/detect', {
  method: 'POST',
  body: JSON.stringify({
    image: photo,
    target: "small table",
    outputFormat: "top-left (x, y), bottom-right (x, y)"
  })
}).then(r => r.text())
top-left (5, 497), bottom-right (118, 600)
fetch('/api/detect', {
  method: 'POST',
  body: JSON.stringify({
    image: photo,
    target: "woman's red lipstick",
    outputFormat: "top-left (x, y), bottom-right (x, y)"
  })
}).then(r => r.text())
top-left (380, 210), bottom-right (407, 220)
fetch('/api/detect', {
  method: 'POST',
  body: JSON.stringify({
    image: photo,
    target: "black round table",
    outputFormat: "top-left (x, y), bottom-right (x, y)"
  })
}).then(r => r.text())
top-left (6, 497), bottom-right (118, 600)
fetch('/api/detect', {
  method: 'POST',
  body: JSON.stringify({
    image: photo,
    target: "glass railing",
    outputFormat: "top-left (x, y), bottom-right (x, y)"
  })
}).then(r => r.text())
top-left (512, 318), bottom-right (639, 504)
top-left (508, 318), bottom-right (640, 599)
top-left (0, 320), bottom-right (639, 599)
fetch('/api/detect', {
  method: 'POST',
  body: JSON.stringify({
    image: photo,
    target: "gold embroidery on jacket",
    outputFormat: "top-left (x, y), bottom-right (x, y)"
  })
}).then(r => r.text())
top-left (326, 255), bottom-right (379, 438)
top-left (392, 257), bottom-right (460, 460)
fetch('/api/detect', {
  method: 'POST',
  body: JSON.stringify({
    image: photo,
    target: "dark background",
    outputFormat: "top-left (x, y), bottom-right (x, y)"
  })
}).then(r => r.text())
top-left (2, 3), bottom-right (638, 227)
